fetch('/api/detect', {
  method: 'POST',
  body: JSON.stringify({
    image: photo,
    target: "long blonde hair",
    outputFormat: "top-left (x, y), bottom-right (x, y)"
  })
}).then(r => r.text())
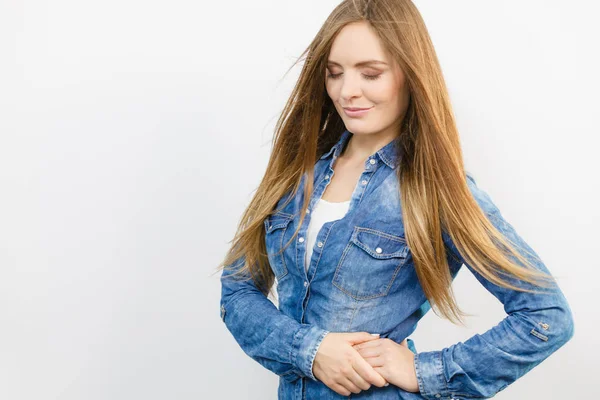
top-left (214, 0), bottom-right (556, 325)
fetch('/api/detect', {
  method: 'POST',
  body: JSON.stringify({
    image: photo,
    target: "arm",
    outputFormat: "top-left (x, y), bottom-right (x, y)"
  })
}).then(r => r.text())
top-left (219, 254), bottom-right (330, 383)
top-left (413, 174), bottom-right (575, 399)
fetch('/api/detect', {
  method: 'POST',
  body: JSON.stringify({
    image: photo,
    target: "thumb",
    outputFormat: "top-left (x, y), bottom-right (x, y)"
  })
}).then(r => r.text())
top-left (347, 332), bottom-right (380, 345)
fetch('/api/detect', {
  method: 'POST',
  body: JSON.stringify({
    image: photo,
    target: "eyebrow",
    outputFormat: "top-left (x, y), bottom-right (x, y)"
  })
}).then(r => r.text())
top-left (327, 60), bottom-right (388, 67)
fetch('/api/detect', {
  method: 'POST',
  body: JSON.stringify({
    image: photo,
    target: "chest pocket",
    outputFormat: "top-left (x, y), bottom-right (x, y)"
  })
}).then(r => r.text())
top-left (264, 213), bottom-right (294, 280)
top-left (333, 226), bottom-right (409, 300)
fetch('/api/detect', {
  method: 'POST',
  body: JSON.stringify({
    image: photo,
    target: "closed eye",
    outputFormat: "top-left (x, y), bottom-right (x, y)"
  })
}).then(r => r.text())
top-left (326, 72), bottom-right (381, 81)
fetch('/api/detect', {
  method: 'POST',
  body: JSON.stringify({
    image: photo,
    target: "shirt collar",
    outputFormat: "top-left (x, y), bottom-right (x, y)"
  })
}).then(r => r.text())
top-left (319, 129), bottom-right (401, 169)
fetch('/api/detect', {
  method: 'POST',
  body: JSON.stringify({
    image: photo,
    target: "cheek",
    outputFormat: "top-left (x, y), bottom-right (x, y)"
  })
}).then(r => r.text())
top-left (325, 81), bottom-right (339, 99)
top-left (367, 79), bottom-right (398, 103)
top-left (369, 84), bottom-right (408, 115)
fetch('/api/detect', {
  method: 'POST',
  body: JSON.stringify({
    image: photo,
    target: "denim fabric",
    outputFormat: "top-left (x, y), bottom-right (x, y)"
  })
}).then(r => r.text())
top-left (219, 129), bottom-right (574, 399)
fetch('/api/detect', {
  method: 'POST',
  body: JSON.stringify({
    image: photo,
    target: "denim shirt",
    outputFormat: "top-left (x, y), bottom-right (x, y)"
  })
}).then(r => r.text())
top-left (219, 129), bottom-right (574, 400)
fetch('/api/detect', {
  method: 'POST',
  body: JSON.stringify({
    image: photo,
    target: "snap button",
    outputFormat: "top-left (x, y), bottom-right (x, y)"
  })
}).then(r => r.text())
top-left (325, 174), bottom-right (330, 179)
top-left (361, 179), bottom-right (367, 185)
top-left (303, 281), bottom-right (308, 287)
top-left (375, 247), bottom-right (382, 254)
top-left (369, 159), bottom-right (376, 164)
top-left (435, 395), bottom-right (441, 398)
top-left (317, 241), bottom-right (323, 247)
top-left (299, 237), bottom-right (305, 243)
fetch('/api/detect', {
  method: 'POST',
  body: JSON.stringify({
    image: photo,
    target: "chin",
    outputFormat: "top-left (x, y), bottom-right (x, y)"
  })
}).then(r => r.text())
top-left (344, 124), bottom-right (375, 135)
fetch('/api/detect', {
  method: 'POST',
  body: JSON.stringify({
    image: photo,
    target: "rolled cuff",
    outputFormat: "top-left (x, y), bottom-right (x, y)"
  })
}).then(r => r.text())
top-left (414, 350), bottom-right (449, 399)
top-left (292, 325), bottom-right (330, 381)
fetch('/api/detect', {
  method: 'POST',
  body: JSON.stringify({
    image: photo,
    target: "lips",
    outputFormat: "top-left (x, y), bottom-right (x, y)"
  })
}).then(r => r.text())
top-left (344, 107), bottom-right (372, 111)
top-left (342, 106), bottom-right (373, 118)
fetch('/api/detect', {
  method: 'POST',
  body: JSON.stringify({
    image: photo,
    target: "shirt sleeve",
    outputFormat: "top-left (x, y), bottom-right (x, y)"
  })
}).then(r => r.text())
top-left (413, 173), bottom-right (575, 399)
top-left (219, 254), bottom-right (330, 383)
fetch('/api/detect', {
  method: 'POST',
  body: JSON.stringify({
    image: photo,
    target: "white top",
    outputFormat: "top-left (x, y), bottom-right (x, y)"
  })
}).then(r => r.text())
top-left (305, 198), bottom-right (351, 272)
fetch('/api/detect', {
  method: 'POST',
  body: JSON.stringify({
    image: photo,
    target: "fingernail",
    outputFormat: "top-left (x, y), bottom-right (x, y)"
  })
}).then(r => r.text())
top-left (384, 383), bottom-right (389, 386)
top-left (371, 333), bottom-right (380, 336)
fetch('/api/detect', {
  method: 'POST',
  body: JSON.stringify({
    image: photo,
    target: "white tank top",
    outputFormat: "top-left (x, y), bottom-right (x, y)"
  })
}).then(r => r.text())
top-left (305, 198), bottom-right (351, 272)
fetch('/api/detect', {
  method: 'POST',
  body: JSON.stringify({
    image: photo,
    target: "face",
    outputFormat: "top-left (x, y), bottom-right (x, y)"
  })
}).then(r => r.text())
top-left (325, 21), bottom-right (410, 139)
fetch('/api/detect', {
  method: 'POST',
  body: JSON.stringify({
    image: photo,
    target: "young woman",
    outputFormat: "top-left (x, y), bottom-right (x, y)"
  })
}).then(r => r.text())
top-left (216, 1), bottom-right (574, 399)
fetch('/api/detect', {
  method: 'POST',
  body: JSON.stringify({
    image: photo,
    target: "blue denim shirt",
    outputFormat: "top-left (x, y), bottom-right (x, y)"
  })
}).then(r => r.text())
top-left (219, 129), bottom-right (574, 399)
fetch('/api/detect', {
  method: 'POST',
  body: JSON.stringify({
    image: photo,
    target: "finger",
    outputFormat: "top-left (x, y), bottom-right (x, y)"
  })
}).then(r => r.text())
top-left (330, 382), bottom-right (352, 397)
top-left (351, 352), bottom-right (387, 387)
top-left (356, 347), bottom-right (381, 359)
top-left (347, 366), bottom-right (372, 391)
top-left (362, 354), bottom-right (385, 367)
top-left (347, 332), bottom-right (381, 345)
top-left (339, 376), bottom-right (362, 394)
top-left (356, 347), bottom-right (385, 365)
top-left (354, 339), bottom-right (381, 350)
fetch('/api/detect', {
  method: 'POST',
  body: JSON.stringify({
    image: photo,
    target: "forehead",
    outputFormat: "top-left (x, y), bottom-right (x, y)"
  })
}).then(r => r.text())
top-left (328, 21), bottom-right (389, 65)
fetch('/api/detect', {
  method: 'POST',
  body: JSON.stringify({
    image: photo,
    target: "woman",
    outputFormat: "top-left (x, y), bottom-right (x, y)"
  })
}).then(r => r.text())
top-left (216, 1), bottom-right (574, 399)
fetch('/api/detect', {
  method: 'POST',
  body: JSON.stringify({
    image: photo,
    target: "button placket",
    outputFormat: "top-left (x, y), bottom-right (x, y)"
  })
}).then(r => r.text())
top-left (361, 158), bottom-right (377, 187)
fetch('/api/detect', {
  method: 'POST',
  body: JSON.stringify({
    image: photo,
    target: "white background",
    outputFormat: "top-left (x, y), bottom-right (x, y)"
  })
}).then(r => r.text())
top-left (0, 0), bottom-right (598, 399)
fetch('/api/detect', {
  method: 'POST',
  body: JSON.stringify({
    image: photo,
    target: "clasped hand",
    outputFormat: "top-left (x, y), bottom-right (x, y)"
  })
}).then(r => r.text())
top-left (312, 332), bottom-right (419, 396)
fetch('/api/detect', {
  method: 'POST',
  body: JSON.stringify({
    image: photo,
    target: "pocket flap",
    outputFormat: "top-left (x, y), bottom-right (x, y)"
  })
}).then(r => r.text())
top-left (264, 213), bottom-right (293, 234)
top-left (351, 227), bottom-right (408, 259)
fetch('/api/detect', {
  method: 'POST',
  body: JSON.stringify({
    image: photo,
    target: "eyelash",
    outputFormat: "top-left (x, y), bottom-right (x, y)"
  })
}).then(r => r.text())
top-left (326, 73), bottom-right (381, 81)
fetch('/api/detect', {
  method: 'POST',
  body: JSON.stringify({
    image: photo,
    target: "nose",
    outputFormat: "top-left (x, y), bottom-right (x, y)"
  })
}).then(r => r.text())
top-left (340, 72), bottom-right (362, 102)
